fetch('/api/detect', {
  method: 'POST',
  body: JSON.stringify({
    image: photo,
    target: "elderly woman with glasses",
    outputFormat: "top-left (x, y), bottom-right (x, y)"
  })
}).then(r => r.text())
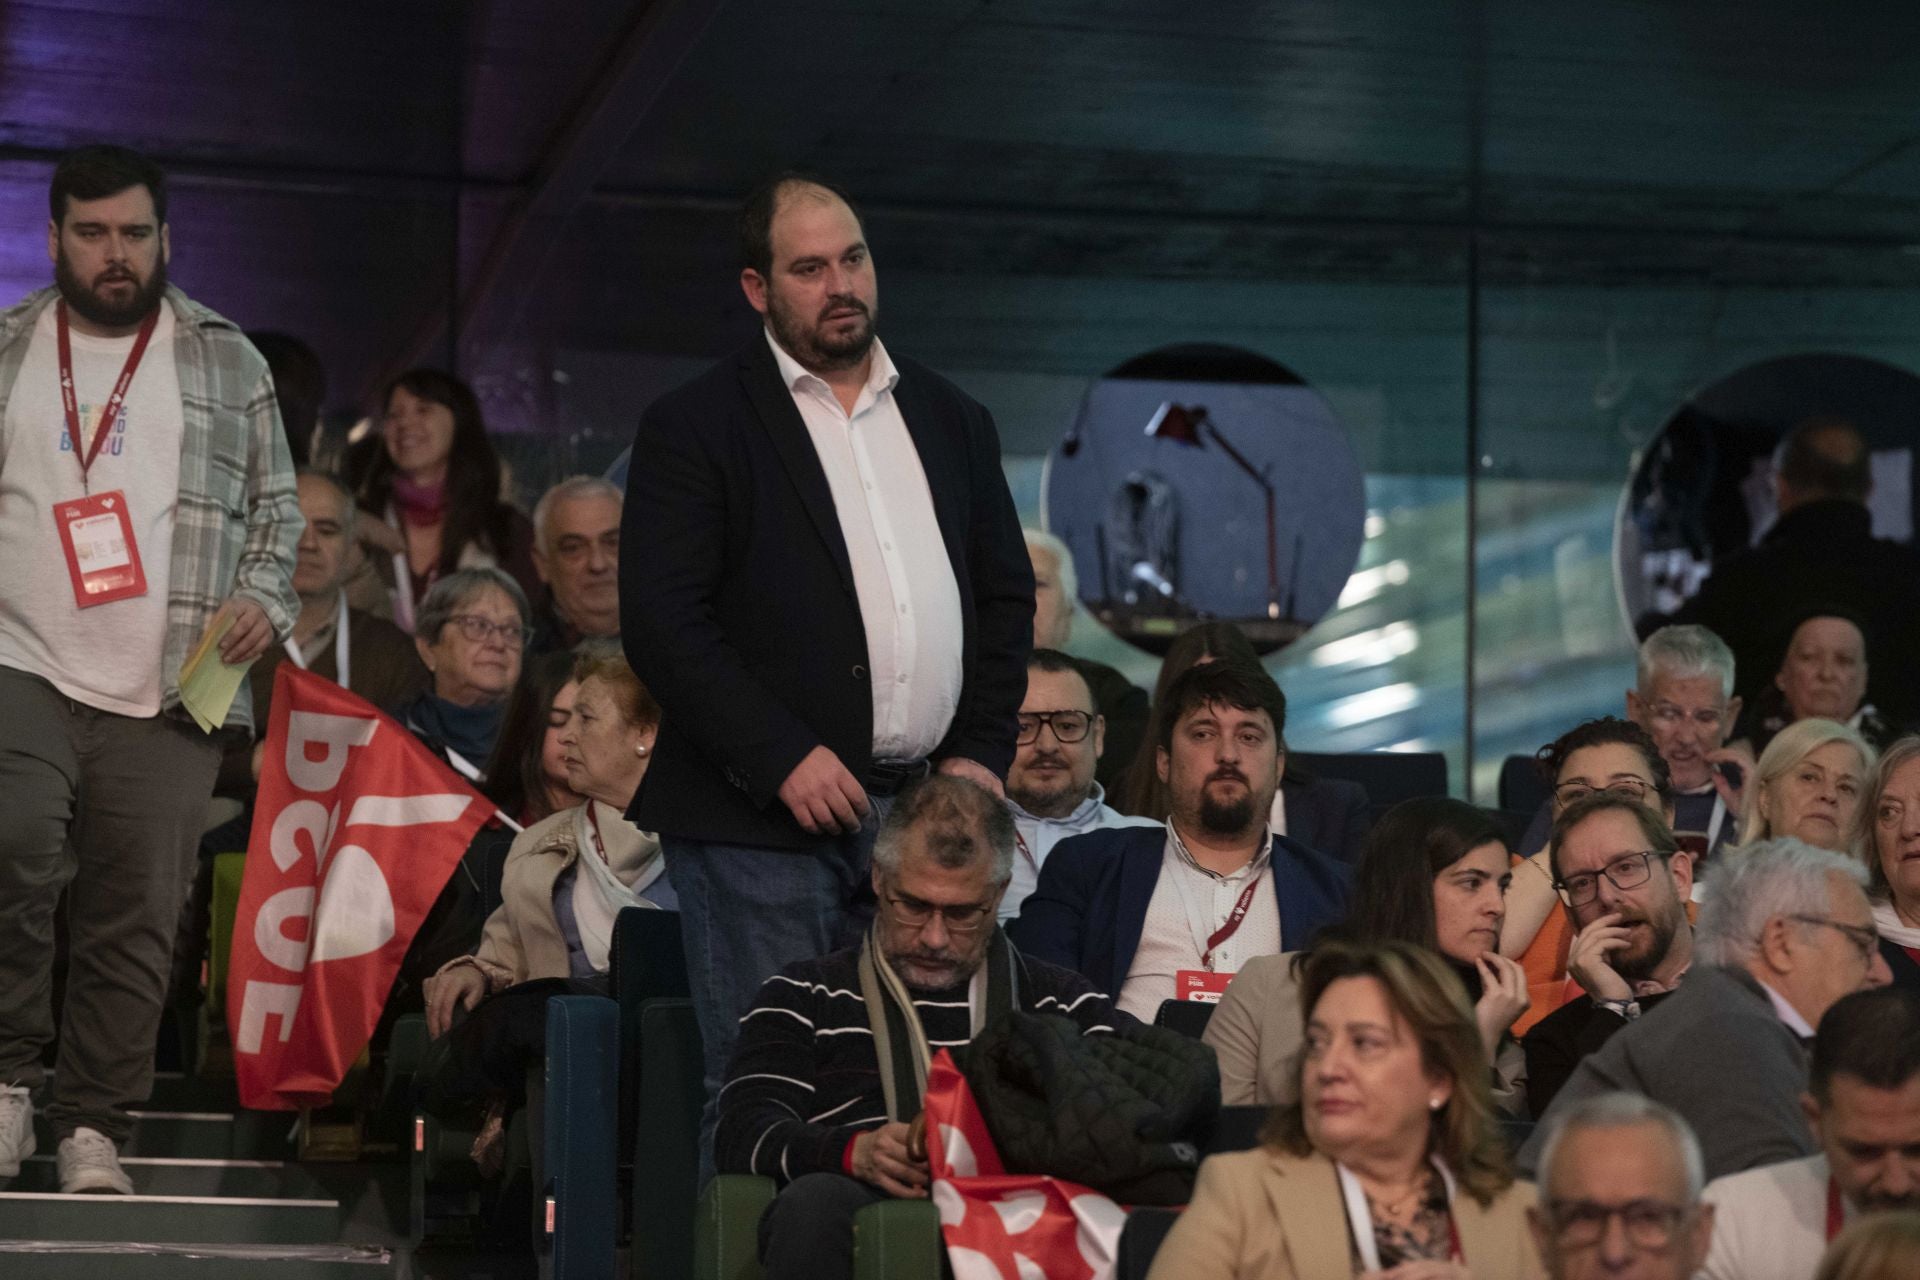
top-left (396, 566), bottom-right (530, 775)
top-left (1153, 940), bottom-right (1544, 1280)
top-left (1498, 718), bottom-right (1675, 1033)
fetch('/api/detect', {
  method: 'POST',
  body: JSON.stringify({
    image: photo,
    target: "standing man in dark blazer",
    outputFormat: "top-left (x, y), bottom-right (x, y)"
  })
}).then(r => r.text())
top-left (1010, 659), bottom-right (1349, 1019)
top-left (620, 174), bottom-right (1033, 1170)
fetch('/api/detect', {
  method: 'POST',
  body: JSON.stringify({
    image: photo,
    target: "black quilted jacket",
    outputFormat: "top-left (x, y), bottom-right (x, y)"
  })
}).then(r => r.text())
top-left (955, 1009), bottom-right (1220, 1205)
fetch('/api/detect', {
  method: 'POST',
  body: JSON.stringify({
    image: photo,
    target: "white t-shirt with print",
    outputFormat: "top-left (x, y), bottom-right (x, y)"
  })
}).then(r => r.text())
top-left (0, 302), bottom-right (183, 715)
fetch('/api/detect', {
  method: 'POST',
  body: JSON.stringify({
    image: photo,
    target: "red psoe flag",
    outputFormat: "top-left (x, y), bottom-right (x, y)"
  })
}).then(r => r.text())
top-left (925, 1051), bottom-right (1127, 1280)
top-left (227, 664), bottom-right (492, 1111)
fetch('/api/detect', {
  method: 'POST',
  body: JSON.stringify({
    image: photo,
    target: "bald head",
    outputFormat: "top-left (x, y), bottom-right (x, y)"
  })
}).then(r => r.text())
top-left (738, 172), bottom-right (866, 278)
top-left (1777, 416), bottom-right (1871, 513)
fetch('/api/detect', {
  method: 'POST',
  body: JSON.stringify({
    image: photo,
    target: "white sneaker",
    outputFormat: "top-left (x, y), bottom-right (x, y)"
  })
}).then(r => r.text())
top-left (0, 1085), bottom-right (31, 1177)
top-left (57, 1126), bottom-right (132, 1194)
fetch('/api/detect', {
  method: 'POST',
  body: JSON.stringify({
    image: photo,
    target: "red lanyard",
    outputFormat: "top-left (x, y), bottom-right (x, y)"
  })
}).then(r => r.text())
top-left (1201, 872), bottom-right (1265, 970)
top-left (1827, 1175), bottom-right (1844, 1242)
top-left (1014, 830), bottom-right (1038, 875)
top-left (1447, 1211), bottom-right (1463, 1262)
top-left (56, 300), bottom-right (160, 491)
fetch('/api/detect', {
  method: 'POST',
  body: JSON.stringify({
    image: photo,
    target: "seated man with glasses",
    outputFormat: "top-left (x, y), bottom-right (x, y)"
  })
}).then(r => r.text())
top-left (1524, 793), bottom-right (1697, 1113)
top-left (1501, 717), bottom-right (1676, 1036)
top-left (1700, 986), bottom-right (1920, 1279)
top-left (717, 774), bottom-right (1115, 1280)
top-left (1000, 649), bottom-right (1159, 921)
top-left (1010, 658), bottom-right (1349, 1022)
top-left (1519, 838), bottom-right (1892, 1183)
top-left (1528, 1091), bottom-right (1714, 1280)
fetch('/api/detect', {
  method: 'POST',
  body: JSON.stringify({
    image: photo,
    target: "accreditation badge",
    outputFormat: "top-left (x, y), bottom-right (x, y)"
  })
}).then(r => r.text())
top-left (54, 488), bottom-right (148, 607)
top-left (1176, 969), bottom-right (1235, 1003)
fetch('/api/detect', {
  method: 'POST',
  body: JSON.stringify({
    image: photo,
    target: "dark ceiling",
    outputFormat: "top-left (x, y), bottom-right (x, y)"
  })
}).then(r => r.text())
top-left (4, 0), bottom-right (1920, 466)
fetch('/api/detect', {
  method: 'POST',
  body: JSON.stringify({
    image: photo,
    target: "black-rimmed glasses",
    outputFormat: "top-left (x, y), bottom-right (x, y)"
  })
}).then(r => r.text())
top-left (1545, 1198), bottom-right (1691, 1249)
top-left (881, 892), bottom-right (995, 936)
top-left (1554, 777), bottom-right (1654, 807)
top-left (1016, 710), bottom-right (1092, 745)
top-left (1555, 850), bottom-right (1670, 907)
top-left (448, 613), bottom-right (532, 649)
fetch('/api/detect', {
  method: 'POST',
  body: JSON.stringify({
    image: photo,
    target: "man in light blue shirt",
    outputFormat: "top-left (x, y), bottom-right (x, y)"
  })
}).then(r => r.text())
top-left (1001, 649), bottom-right (1157, 921)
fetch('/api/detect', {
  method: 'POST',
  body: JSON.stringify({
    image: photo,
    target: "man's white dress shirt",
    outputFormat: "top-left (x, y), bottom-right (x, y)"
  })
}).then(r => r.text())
top-left (769, 330), bottom-right (963, 762)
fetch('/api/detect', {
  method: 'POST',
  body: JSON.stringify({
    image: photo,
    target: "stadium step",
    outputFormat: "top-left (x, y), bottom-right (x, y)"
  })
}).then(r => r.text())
top-left (0, 1183), bottom-right (341, 1246)
top-left (0, 1242), bottom-right (393, 1278)
top-left (0, 1079), bottom-right (417, 1277)
top-left (10, 1154), bottom-right (332, 1199)
top-left (23, 1108), bottom-right (299, 1162)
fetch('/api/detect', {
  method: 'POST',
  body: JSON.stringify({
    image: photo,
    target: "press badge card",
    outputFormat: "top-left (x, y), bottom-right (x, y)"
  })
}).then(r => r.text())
top-left (54, 489), bottom-right (147, 608)
top-left (1177, 969), bottom-right (1234, 1003)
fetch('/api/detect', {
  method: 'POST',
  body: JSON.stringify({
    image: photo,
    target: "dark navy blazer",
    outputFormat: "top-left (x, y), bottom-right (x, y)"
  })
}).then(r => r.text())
top-left (1006, 825), bottom-right (1352, 1001)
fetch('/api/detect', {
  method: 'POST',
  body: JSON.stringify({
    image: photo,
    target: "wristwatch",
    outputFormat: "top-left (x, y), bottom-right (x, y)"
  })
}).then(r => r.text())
top-left (1597, 997), bottom-right (1641, 1021)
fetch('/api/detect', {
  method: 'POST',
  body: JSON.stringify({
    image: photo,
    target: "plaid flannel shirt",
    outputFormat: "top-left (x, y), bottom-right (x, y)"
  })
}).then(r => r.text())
top-left (0, 285), bottom-right (301, 731)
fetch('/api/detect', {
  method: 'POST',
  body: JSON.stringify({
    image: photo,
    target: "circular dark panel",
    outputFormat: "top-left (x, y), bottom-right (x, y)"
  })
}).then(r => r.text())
top-left (1617, 352), bottom-right (1920, 633)
top-left (1042, 344), bottom-right (1366, 656)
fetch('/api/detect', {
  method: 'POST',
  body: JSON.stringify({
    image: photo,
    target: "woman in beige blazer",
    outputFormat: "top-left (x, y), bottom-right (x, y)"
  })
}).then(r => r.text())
top-left (418, 642), bottom-right (672, 1167)
top-left (424, 641), bottom-right (671, 1029)
top-left (1151, 940), bottom-right (1545, 1280)
top-left (1205, 798), bottom-right (1531, 1115)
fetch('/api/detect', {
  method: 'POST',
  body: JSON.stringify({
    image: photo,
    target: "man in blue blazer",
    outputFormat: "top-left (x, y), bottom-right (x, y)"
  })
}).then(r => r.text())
top-left (1010, 659), bottom-right (1350, 1019)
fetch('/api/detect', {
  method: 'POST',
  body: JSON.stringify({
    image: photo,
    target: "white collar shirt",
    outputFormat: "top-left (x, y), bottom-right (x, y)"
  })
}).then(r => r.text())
top-left (767, 329), bottom-right (964, 762)
top-left (1116, 822), bottom-right (1282, 1022)
top-left (1000, 784), bottom-right (1160, 921)
top-left (1758, 979), bottom-right (1817, 1041)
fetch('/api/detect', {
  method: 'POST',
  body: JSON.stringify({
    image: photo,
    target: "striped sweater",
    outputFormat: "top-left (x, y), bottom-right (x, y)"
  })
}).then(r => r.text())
top-left (715, 944), bottom-right (1116, 1184)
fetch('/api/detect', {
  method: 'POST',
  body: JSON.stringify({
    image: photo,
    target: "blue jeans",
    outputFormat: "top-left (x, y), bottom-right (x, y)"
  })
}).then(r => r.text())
top-left (665, 799), bottom-right (889, 1187)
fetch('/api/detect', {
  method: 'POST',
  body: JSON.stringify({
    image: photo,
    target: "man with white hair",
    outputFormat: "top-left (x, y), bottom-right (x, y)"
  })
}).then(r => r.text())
top-left (1024, 527), bottom-right (1147, 795)
top-left (1519, 838), bottom-right (1892, 1181)
top-left (1699, 986), bottom-right (1920, 1280)
top-left (528, 475), bottom-right (622, 655)
top-left (1529, 1093), bottom-right (1714, 1280)
top-left (1513, 624), bottom-right (1745, 861)
top-left (1626, 624), bottom-right (1744, 863)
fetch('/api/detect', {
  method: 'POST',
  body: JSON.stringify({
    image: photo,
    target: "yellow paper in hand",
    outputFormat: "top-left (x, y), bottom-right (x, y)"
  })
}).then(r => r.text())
top-left (179, 611), bottom-right (254, 734)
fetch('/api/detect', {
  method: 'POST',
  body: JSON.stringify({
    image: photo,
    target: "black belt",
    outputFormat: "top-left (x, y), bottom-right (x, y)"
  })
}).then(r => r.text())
top-left (866, 758), bottom-right (932, 797)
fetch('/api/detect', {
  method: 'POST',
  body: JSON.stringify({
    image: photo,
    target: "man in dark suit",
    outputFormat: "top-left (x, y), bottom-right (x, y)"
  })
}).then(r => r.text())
top-left (1517, 838), bottom-right (1891, 1183)
top-left (620, 174), bottom-right (1033, 1171)
top-left (1668, 416), bottom-right (1920, 726)
top-left (1009, 659), bottom-right (1349, 1019)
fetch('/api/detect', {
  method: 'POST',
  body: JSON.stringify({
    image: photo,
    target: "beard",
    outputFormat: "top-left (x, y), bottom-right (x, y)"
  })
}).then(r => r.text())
top-left (56, 249), bottom-right (167, 330)
top-left (886, 942), bottom-right (983, 992)
top-left (1611, 905), bottom-right (1683, 983)
top-left (1010, 753), bottom-right (1083, 818)
top-left (767, 287), bottom-right (876, 372)
top-left (1854, 1186), bottom-right (1920, 1215)
top-left (1198, 773), bottom-right (1257, 835)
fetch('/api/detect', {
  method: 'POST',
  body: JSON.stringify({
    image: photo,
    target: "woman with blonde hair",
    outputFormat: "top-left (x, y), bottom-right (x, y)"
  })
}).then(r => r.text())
top-left (1851, 735), bottom-right (1920, 990)
top-left (1150, 939), bottom-right (1544, 1279)
top-left (1814, 1212), bottom-right (1920, 1280)
top-left (1736, 717), bottom-right (1875, 851)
